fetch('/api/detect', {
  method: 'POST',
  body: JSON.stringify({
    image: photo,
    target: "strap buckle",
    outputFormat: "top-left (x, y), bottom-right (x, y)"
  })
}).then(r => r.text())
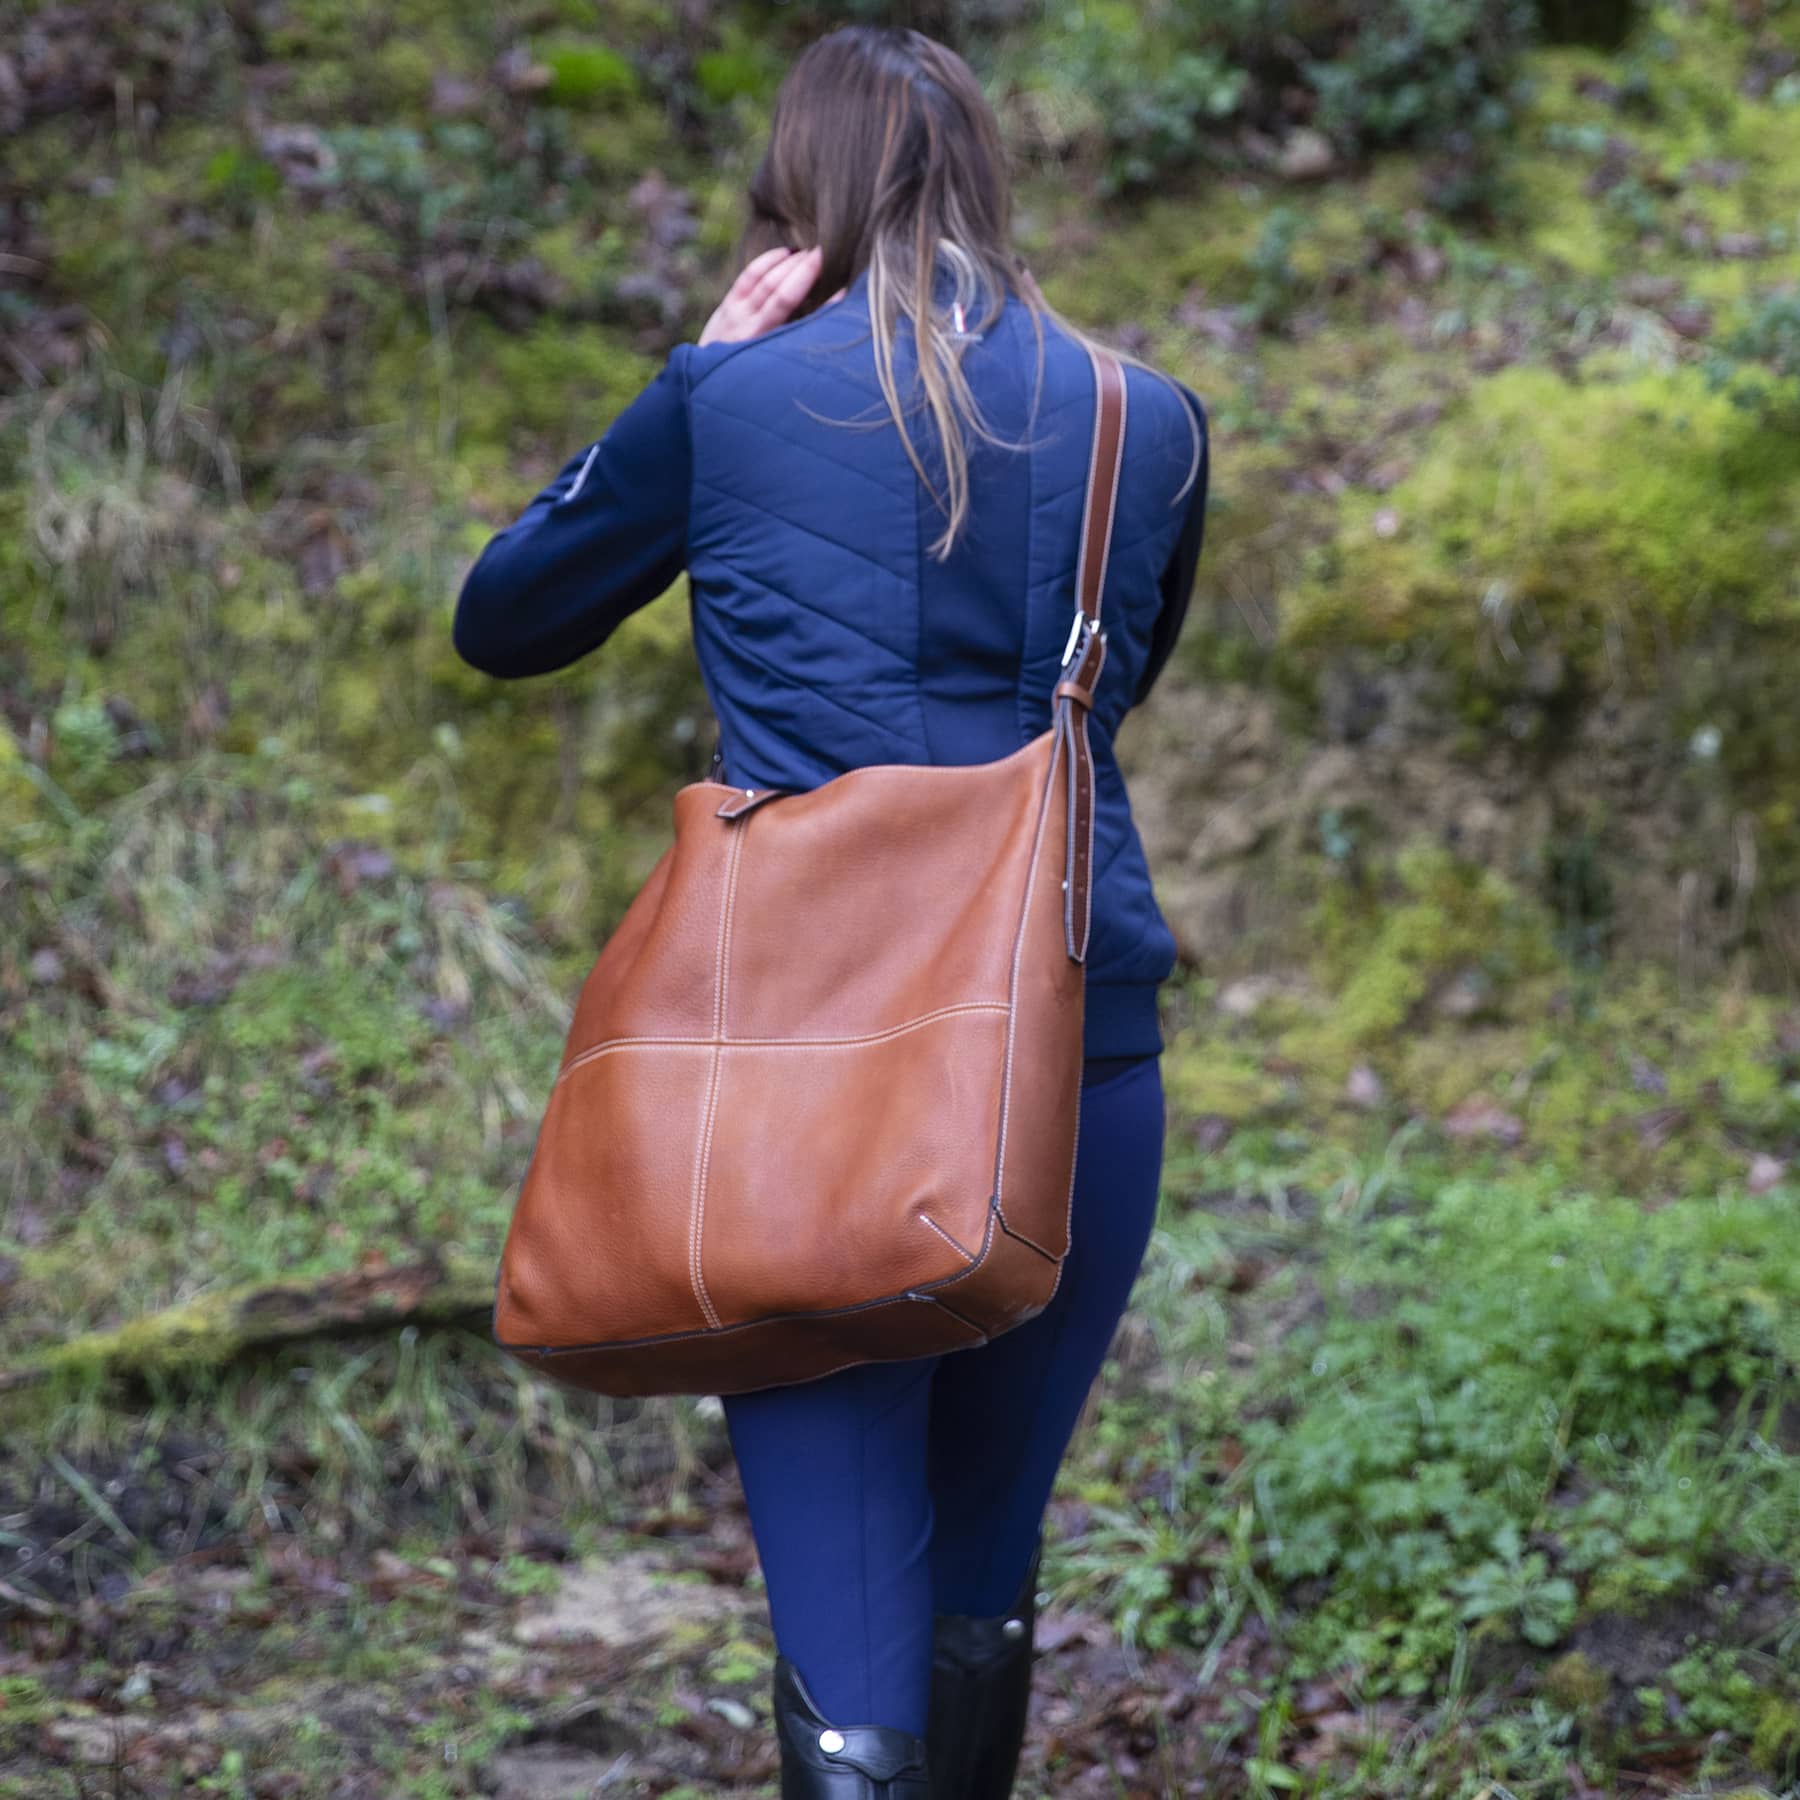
top-left (1060, 609), bottom-right (1104, 668)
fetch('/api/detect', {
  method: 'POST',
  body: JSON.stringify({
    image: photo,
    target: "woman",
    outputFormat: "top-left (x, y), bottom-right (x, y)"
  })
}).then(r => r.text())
top-left (454, 25), bottom-right (1208, 1800)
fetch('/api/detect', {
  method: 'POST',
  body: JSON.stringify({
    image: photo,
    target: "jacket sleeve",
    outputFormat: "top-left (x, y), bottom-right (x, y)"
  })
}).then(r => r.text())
top-left (452, 347), bottom-right (693, 679)
top-left (1132, 382), bottom-right (1210, 707)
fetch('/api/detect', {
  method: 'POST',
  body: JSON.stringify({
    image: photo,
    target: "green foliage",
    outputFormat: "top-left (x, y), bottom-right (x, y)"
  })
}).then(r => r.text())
top-left (202, 145), bottom-right (283, 215)
top-left (1015, 1), bottom-right (1248, 194)
top-left (49, 694), bottom-right (125, 795)
top-left (1538, 0), bottom-right (1642, 45)
top-left (1068, 1143), bottom-right (1800, 1702)
top-left (788, 0), bottom-right (1543, 201)
top-left (1307, 0), bottom-right (1538, 152)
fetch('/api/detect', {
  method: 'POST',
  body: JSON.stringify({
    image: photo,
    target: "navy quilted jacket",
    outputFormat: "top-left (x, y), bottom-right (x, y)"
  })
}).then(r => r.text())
top-left (454, 270), bottom-right (1209, 1059)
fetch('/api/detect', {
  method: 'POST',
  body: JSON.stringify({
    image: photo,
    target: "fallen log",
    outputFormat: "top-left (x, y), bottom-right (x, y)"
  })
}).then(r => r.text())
top-left (0, 1255), bottom-right (497, 1396)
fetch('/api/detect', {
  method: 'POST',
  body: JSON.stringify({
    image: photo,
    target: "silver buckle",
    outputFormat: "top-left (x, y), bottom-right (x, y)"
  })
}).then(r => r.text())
top-left (1060, 610), bottom-right (1100, 667)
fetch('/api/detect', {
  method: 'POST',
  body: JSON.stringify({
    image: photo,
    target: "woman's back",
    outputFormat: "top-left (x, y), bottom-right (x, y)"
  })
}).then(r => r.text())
top-left (681, 271), bottom-right (1204, 785)
top-left (456, 275), bottom-right (1207, 1058)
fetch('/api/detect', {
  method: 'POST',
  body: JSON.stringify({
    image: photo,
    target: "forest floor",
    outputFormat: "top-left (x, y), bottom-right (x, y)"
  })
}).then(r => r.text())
top-left (1, 963), bottom-right (1796, 1796)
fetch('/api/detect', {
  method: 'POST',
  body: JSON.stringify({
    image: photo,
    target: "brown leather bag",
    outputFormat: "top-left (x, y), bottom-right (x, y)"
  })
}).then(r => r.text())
top-left (492, 345), bottom-right (1128, 1398)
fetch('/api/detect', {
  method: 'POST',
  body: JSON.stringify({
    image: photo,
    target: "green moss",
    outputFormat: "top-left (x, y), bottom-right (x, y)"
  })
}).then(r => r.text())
top-left (538, 42), bottom-right (638, 109)
top-left (1543, 1649), bottom-right (1612, 1717)
top-left (1752, 1695), bottom-right (1800, 1776)
top-left (1161, 1041), bottom-right (1293, 1123)
top-left (451, 321), bottom-right (660, 457)
top-left (18, 1254), bottom-right (495, 1391)
top-left (0, 1675), bottom-right (57, 1760)
top-left (261, 0), bottom-right (497, 112)
top-left (1033, 180), bottom-right (1277, 325)
top-left (694, 22), bottom-right (783, 109)
top-left (1287, 840), bottom-right (1559, 1059)
top-left (0, 725), bottom-right (48, 844)
top-left (220, 954), bottom-right (431, 1079)
top-left (367, 37), bottom-right (442, 111)
top-left (526, 219), bottom-right (635, 308)
top-left (1289, 362), bottom-right (1800, 677)
top-left (1393, 1025), bottom-right (1536, 1119)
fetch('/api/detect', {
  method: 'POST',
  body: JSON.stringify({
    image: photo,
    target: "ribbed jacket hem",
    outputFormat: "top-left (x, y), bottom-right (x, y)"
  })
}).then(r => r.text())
top-left (1082, 981), bottom-right (1165, 1062)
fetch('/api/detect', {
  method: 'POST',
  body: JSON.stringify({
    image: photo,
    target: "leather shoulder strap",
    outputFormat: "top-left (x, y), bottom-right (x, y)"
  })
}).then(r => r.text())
top-left (1074, 346), bottom-right (1128, 633)
top-left (1051, 345), bottom-right (1128, 966)
top-left (1058, 347), bottom-right (1127, 708)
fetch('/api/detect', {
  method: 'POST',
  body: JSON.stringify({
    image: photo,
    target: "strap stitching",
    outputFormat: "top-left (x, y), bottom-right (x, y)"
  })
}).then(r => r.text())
top-left (918, 1215), bottom-right (978, 1264)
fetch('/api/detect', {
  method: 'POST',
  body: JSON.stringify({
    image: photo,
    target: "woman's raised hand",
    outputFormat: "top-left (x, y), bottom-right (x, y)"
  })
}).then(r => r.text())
top-left (698, 246), bottom-right (825, 346)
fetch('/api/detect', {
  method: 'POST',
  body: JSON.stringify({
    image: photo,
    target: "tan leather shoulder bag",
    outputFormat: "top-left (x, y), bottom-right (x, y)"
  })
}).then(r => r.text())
top-left (492, 345), bottom-right (1128, 1397)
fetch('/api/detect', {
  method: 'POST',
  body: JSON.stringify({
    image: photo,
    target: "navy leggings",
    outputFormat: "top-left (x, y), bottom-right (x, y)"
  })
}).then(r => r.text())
top-left (722, 1053), bottom-right (1166, 1736)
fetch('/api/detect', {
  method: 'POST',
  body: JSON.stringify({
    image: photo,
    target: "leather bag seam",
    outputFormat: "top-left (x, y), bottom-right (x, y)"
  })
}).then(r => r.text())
top-left (556, 1001), bottom-right (1013, 1085)
top-left (693, 736), bottom-right (1049, 795)
top-left (991, 722), bottom-right (1062, 1225)
top-left (689, 1054), bottom-right (725, 1331)
top-left (687, 824), bottom-right (745, 1333)
top-left (502, 1268), bottom-right (993, 1357)
top-left (994, 1210), bottom-right (1062, 1263)
top-left (506, 1195), bottom-right (1010, 1359)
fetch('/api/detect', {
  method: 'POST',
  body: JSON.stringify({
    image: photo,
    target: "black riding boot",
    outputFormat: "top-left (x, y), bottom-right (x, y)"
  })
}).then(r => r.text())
top-left (927, 1551), bottom-right (1040, 1800)
top-left (773, 1656), bottom-right (932, 1799)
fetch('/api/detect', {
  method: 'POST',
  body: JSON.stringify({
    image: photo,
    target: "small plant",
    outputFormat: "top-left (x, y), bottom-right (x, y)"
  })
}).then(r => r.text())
top-left (1453, 1538), bottom-right (1579, 1647)
top-left (1246, 206), bottom-right (1308, 331)
top-left (1706, 291), bottom-right (1800, 424)
top-left (494, 1553), bottom-right (563, 1599)
top-left (49, 695), bottom-right (121, 792)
